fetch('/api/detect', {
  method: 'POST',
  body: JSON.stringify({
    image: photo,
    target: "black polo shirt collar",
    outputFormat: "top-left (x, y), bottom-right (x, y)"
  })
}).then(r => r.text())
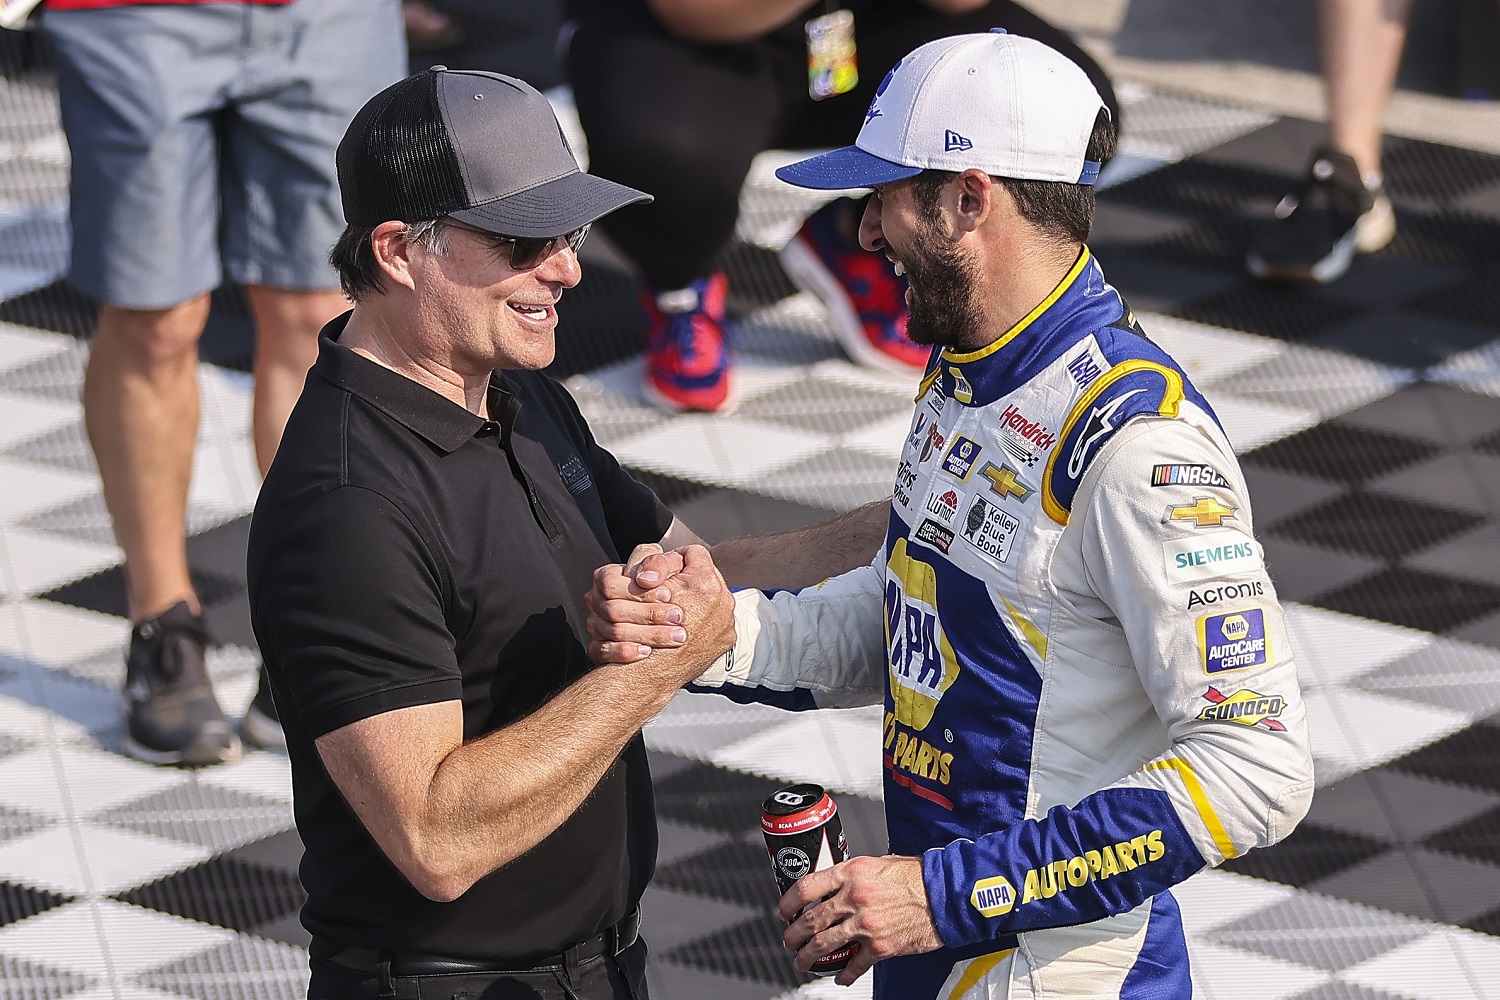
top-left (314, 312), bottom-right (520, 455)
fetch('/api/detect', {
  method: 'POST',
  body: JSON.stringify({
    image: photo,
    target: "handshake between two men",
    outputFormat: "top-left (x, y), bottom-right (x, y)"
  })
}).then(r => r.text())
top-left (582, 543), bottom-right (943, 987)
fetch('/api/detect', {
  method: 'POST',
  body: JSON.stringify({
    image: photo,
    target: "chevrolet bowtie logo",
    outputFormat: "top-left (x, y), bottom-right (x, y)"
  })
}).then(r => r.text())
top-left (982, 463), bottom-right (1032, 503)
top-left (1166, 497), bottom-right (1236, 528)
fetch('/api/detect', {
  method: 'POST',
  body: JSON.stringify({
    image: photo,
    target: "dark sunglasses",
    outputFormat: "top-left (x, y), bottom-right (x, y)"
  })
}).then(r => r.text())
top-left (441, 219), bottom-right (590, 270)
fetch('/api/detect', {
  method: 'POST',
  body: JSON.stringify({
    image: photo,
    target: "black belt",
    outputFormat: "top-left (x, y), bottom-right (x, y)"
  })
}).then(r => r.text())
top-left (323, 907), bottom-right (641, 977)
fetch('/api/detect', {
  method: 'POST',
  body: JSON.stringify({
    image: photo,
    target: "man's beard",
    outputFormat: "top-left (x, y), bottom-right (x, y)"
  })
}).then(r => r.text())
top-left (902, 220), bottom-right (985, 352)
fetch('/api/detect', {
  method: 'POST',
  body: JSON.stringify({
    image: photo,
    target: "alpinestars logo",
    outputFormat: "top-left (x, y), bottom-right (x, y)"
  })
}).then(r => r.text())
top-left (944, 130), bottom-right (973, 152)
top-left (1067, 388), bottom-right (1146, 479)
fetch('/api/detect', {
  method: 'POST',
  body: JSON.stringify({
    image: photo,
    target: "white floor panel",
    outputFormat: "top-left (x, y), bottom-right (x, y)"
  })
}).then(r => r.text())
top-left (711, 706), bottom-right (886, 799)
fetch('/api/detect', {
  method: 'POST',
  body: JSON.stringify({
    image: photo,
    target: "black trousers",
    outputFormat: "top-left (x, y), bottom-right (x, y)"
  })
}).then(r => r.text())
top-left (307, 937), bottom-right (650, 1000)
top-left (566, 0), bottom-right (1118, 290)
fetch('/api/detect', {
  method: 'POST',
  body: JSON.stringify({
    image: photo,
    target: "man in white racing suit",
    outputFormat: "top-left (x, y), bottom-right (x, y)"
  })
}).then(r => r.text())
top-left (587, 30), bottom-right (1314, 1000)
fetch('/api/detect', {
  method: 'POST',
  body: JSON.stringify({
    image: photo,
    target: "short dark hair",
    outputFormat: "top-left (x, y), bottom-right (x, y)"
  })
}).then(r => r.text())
top-left (328, 219), bottom-right (446, 301)
top-left (911, 108), bottom-right (1117, 246)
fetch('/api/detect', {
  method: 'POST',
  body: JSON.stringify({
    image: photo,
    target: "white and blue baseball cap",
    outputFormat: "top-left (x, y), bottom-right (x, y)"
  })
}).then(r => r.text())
top-left (776, 30), bottom-right (1108, 191)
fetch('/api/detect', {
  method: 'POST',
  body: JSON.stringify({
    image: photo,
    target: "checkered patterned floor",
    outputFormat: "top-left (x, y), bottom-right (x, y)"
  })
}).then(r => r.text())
top-left (3, 52), bottom-right (1500, 1000)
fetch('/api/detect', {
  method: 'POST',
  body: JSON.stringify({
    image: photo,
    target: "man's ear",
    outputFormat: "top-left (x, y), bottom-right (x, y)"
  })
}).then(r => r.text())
top-left (952, 169), bottom-right (995, 234)
top-left (371, 221), bottom-right (419, 292)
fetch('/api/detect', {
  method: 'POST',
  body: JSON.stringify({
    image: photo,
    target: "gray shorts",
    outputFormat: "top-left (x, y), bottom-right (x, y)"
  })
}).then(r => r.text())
top-left (44, 0), bottom-right (405, 310)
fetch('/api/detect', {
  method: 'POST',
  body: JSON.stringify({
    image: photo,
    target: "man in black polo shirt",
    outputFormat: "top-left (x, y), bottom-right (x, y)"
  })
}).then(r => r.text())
top-left (247, 68), bottom-right (880, 999)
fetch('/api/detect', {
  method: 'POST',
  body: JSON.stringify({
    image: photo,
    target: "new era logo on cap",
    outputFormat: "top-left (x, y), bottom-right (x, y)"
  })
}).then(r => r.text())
top-left (944, 130), bottom-right (973, 152)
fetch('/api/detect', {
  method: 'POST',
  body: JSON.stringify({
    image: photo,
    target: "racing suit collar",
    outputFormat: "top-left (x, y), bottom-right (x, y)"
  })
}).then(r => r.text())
top-left (932, 247), bottom-right (1128, 409)
top-left (942, 246), bottom-right (1092, 367)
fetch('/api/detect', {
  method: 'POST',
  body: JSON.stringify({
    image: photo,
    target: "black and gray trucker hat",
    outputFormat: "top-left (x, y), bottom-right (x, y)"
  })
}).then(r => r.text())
top-left (338, 66), bottom-right (651, 238)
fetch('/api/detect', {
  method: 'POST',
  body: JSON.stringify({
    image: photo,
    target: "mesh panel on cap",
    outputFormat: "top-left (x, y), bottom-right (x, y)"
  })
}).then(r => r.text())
top-left (338, 73), bottom-right (468, 224)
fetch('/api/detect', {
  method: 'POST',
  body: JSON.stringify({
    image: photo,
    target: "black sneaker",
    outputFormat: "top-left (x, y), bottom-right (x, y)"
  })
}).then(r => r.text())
top-left (242, 665), bottom-right (286, 751)
top-left (121, 602), bottom-right (241, 766)
top-left (1246, 148), bottom-right (1396, 284)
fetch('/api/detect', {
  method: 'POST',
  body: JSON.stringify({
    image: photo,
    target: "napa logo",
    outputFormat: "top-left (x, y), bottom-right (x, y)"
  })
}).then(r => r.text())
top-left (968, 832), bottom-right (1169, 918)
top-left (885, 539), bottom-right (960, 730)
top-left (1199, 608), bottom-right (1269, 673)
top-left (951, 368), bottom-right (974, 404)
top-left (884, 711), bottom-right (957, 811)
top-left (970, 876), bottom-right (1016, 917)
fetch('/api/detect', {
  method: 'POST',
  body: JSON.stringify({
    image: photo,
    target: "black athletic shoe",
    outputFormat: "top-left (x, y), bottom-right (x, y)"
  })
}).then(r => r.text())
top-left (1246, 148), bottom-right (1396, 284)
top-left (242, 665), bottom-right (286, 751)
top-left (121, 602), bottom-right (241, 766)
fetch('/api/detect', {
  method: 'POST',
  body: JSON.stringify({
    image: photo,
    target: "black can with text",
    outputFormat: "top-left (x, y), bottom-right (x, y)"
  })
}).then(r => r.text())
top-left (760, 783), bottom-right (856, 976)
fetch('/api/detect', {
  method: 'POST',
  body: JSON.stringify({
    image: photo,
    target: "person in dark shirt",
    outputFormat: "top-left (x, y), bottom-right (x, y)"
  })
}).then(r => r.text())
top-left (246, 67), bottom-right (879, 1000)
top-left (564, 0), bottom-right (1117, 413)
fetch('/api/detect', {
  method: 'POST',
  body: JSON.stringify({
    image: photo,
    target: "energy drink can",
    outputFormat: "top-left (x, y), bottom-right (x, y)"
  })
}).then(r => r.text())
top-left (760, 783), bottom-right (856, 976)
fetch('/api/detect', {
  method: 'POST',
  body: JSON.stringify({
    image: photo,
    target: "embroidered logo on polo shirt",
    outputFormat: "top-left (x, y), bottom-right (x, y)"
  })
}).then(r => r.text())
top-left (556, 455), bottom-right (593, 496)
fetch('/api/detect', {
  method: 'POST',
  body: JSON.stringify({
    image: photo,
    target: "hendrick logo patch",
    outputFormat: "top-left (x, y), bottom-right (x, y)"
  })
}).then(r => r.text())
top-left (998, 404), bottom-right (1055, 452)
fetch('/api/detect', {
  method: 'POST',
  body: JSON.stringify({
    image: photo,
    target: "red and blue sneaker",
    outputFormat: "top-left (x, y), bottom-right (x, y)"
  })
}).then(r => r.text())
top-left (780, 197), bottom-right (929, 375)
top-left (641, 272), bottom-right (736, 413)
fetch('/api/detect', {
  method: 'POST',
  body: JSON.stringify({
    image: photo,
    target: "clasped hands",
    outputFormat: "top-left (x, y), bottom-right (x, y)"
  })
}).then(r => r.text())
top-left (585, 543), bottom-right (732, 678)
top-left (584, 544), bottom-right (943, 985)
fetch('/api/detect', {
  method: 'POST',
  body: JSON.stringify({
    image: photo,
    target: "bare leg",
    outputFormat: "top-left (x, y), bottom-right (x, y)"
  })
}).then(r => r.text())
top-left (85, 296), bottom-right (211, 623)
top-left (244, 285), bottom-right (348, 477)
top-left (1320, 0), bottom-right (1413, 175)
